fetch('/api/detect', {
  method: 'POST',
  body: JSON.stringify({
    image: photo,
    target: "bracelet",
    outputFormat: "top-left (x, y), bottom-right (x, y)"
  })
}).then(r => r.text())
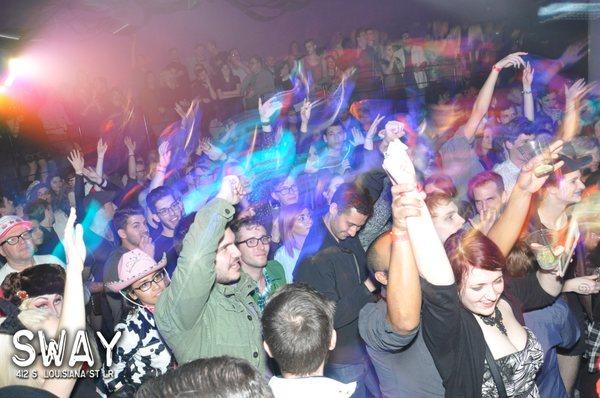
top-left (156, 166), bottom-right (167, 173)
top-left (492, 65), bottom-right (502, 73)
top-left (128, 153), bottom-right (135, 157)
top-left (522, 90), bottom-right (532, 94)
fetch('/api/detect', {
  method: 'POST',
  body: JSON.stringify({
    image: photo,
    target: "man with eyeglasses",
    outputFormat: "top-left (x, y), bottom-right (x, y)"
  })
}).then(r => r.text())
top-left (155, 174), bottom-right (266, 371)
top-left (146, 186), bottom-right (194, 276)
top-left (231, 217), bottom-right (286, 311)
top-left (0, 215), bottom-right (65, 283)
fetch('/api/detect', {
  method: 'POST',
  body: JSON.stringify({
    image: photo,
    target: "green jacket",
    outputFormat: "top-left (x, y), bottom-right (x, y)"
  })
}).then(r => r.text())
top-left (155, 199), bottom-right (265, 371)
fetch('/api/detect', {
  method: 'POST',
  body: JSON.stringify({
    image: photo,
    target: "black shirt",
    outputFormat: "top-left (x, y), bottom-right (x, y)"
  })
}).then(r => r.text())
top-left (421, 272), bottom-right (555, 398)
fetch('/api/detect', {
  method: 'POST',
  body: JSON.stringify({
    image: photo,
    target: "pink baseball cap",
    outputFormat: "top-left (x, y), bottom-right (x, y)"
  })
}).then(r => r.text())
top-left (105, 249), bottom-right (167, 292)
top-left (0, 216), bottom-right (33, 244)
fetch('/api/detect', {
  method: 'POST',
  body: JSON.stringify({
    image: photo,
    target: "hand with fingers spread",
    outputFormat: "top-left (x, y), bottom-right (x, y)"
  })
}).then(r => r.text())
top-left (157, 141), bottom-right (172, 169)
top-left (559, 41), bottom-right (587, 67)
top-left (516, 140), bottom-right (564, 193)
top-left (82, 167), bottom-right (103, 185)
top-left (97, 138), bottom-right (108, 158)
top-left (216, 174), bottom-right (246, 205)
top-left (124, 136), bottom-right (136, 155)
top-left (63, 207), bottom-right (86, 271)
top-left (258, 96), bottom-right (282, 124)
top-left (522, 62), bottom-right (534, 90)
top-left (350, 127), bottom-right (365, 147)
top-left (494, 52), bottom-right (527, 71)
top-left (565, 79), bottom-right (597, 108)
top-left (67, 149), bottom-right (85, 175)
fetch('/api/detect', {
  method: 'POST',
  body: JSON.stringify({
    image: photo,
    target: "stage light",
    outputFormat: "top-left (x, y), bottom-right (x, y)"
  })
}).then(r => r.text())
top-left (8, 57), bottom-right (36, 76)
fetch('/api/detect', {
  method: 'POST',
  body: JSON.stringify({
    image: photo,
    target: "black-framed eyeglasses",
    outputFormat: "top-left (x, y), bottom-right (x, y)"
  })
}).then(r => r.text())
top-left (237, 235), bottom-right (271, 248)
top-left (1, 230), bottom-right (33, 246)
top-left (133, 269), bottom-right (166, 292)
top-left (156, 201), bottom-right (182, 217)
top-left (275, 185), bottom-right (297, 195)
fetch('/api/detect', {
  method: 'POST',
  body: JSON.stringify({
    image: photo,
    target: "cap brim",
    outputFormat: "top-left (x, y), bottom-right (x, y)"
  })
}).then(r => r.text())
top-left (105, 261), bottom-right (166, 292)
top-left (0, 221), bottom-right (33, 243)
top-left (559, 154), bottom-right (593, 174)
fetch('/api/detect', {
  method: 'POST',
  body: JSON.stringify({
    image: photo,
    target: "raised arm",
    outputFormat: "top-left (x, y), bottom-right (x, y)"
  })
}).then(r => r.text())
top-left (559, 79), bottom-right (596, 142)
top-left (95, 138), bottom-right (107, 178)
top-left (124, 137), bottom-right (137, 181)
top-left (487, 140), bottom-right (564, 256)
top-left (42, 208), bottom-right (86, 398)
top-left (462, 52), bottom-right (527, 141)
top-left (522, 62), bottom-right (535, 121)
top-left (386, 185), bottom-right (421, 334)
top-left (155, 175), bottom-right (244, 331)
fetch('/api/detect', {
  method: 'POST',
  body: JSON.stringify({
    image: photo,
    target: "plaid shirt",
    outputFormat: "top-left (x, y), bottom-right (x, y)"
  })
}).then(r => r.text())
top-left (585, 320), bottom-right (600, 372)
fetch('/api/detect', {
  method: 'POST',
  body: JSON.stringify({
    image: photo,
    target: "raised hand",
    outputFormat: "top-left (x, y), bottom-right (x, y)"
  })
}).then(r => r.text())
top-left (216, 174), bottom-right (246, 205)
top-left (124, 136), bottom-right (136, 155)
top-left (139, 234), bottom-right (155, 259)
top-left (157, 141), bottom-right (172, 169)
top-left (565, 79), bottom-right (596, 107)
top-left (350, 127), bottom-right (365, 147)
top-left (82, 167), bottom-right (103, 185)
top-left (384, 120), bottom-right (406, 140)
top-left (258, 96), bottom-right (282, 124)
top-left (97, 138), bottom-right (108, 158)
top-left (516, 140), bottom-right (564, 193)
top-left (522, 62), bottom-right (534, 89)
top-left (559, 41), bottom-right (587, 67)
top-left (473, 208), bottom-right (497, 235)
top-left (67, 149), bottom-right (85, 175)
top-left (390, 184), bottom-right (425, 233)
top-left (366, 114), bottom-right (385, 140)
top-left (494, 52), bottom-right (527, 70)
top-left (63, 208), bottom-right (86, 270)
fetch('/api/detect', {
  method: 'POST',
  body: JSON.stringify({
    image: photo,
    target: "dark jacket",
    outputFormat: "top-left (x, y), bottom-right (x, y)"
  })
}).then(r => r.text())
top-left (294, 217), bottom-right (376, 364)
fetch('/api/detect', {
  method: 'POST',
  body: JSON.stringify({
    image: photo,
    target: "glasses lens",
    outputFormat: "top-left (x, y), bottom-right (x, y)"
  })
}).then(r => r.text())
top-left (246, 238), bottom-right (259, 247)
top-left (138, 281), bottom-right (152, 292)
top-left (260, 236), bottom-right (271, 244)
top-left (6, 236), bottom-right (18, 245)
top-left (154, 270), bottom-right (165, 283)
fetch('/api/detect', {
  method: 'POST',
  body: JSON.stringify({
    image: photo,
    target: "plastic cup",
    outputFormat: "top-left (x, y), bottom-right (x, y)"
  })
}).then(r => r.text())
top-left (526, 229), bottom-right (560, 270)
top-left (516, 135), bottom-right (554, 177)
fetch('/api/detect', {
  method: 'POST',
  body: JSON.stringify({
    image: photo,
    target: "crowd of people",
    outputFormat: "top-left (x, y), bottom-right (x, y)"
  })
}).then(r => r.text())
top-left (0, 17), bottom-right (599, 398)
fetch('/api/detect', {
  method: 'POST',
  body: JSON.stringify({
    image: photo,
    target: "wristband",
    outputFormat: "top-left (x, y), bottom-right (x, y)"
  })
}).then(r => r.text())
top-left (156, 166), bottom-right (167, 173)
top-left (492, 65), bottom-right (502, 73)
top-left (128, 153), bottom-right (135, 157)
top-left (522, 90), bottom-right (532, 94)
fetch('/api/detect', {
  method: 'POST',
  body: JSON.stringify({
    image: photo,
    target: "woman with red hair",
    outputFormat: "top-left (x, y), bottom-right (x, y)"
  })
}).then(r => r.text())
top-left (384, 140), bottom-right (566, 397)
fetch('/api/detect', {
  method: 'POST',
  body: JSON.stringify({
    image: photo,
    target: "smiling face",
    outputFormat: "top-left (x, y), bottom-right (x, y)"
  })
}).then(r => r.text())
top-left (215, 228), bottom-right (242, 284)
top-left (152, 195), bottom-right (183, 232)
top-left (129, 269), bottom-right (167, 307)
top-left (551, 170), bottom-right (586, 204)
top-left (459, 267), bottom-right (504, 316)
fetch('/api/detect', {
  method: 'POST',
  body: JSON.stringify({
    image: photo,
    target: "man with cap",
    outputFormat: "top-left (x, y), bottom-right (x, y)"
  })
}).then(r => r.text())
top-left (0, 215), bottom-right (65, 283)
top-left (524, 142), bottom-right (593, 394)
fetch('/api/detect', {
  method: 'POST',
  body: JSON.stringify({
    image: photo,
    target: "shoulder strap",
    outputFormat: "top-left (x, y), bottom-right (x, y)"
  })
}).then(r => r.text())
top-left (484, 343), bottom-right (508, 398)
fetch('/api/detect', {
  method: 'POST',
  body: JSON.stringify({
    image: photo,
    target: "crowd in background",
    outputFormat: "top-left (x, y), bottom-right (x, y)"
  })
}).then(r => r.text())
top-left (0, 16), bottom-right (599, 398)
